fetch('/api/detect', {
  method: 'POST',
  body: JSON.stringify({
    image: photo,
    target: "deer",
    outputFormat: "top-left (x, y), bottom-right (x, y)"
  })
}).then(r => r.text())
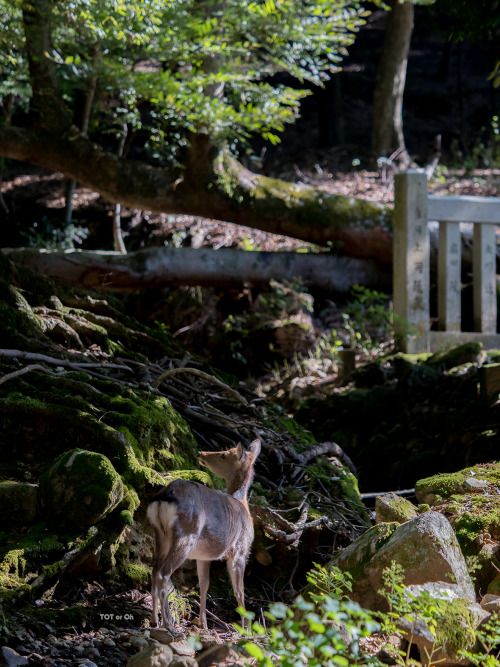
top-left (147, 438), bottom-right (261, 635)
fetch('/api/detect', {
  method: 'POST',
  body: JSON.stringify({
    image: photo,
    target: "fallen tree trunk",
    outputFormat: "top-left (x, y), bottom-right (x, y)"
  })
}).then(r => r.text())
top-left (3, 247), bottom-right (392, 294)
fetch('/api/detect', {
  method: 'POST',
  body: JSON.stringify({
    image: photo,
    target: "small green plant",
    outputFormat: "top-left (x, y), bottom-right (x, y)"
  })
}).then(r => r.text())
top-left (240, 235), bottom-right (259, 251)
top-left (378, 562), bottom-right (445, 667)
top-left (460, 613), bottom-right (500, 667)
top-left (306, 562), bottom-right (353, 602)
top-left (238, 561), bottom-right (484, 667)
top-left (22, 216), bottom-right (89, 250)
top-left (466, 554), bottom-right (483, 584)
top-left (343, 285), bottom-right (393, 352)
top-left (240, 595), bottom-right (382, 667)
top-left (378, 561), bottom-right (477, 667)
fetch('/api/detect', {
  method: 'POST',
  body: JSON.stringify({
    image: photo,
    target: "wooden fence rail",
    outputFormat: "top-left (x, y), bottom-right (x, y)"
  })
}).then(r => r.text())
top-left (394, 170), bottom-right (500, 353)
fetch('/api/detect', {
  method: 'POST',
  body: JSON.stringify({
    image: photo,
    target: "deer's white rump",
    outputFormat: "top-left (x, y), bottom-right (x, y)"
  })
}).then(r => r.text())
top-left (147, 439), bottom-right (260, 634)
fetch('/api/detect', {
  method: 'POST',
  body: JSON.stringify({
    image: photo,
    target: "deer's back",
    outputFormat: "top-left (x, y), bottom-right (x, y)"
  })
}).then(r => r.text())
top-left (149, 479), bottom-right (253, 562)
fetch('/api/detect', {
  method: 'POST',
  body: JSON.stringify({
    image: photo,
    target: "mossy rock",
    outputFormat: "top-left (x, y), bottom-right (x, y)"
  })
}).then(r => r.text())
top-left (40, 449), bottom-right (124, 526)
top-left (375, 493), bottom-right (418, 524)
top-left (0, 481), bottom-right (38, 524)
top-left (329, 522), bottom-right (399, 608)
top-left (399, 582), bottom-right (486, 663)
top-left (0, 381), bottom-right (198, 494)
top-left (415, 464), bottom-right (500, 505)
top-left (427, 342), bottom-right (484, 370)
top-left (332, 512), bottom-right (475, 611)
top-left (415, 463), bottom-right (500, 592)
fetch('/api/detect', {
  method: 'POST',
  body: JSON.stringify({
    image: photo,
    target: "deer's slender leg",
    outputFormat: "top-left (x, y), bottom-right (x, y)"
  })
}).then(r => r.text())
top-left (227, 556), bottom-right (246, 628)
top-left (156, 535), bottom-right (198, 635)
top-left (196, 560), bottom-right (211, 629)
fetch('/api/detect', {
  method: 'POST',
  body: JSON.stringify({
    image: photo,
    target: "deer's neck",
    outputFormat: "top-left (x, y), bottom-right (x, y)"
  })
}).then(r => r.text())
top-left (226, 467), bottom-right (253, 508)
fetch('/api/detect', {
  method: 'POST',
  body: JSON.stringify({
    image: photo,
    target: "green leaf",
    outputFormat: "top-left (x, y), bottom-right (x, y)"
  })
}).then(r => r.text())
top-left (244, 642), bottom-right (264, 660)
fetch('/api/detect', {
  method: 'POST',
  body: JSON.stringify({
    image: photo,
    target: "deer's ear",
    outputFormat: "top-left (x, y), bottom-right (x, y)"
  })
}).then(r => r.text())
top-left (249, 439), bottom-right (261, 459)
top-left (236, 443), bottom-right (247, 462)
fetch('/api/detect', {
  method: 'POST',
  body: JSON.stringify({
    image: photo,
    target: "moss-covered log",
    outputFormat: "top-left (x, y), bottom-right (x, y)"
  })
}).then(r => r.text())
top-left (0, 125), bottom-right (393, 262)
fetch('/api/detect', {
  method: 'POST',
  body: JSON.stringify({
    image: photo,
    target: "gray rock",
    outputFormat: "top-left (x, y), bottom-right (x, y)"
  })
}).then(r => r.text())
top-left (333, 511), bottom-right (475, 610)
top-left (149, 629), bottom-right (175, 645)
top-left (480, 593), bottom-right (500, 614)
top-left (129, 635), bottom-right (150, 650)
top-left (170, 658), bottom-right (198, 667)
top-left (196, 644), bottom-right (230, 667)
top-left (375, 493), bottom-right (418, 524)
top-left (126, 644), bottom-right (174, 667)
top-left (463, 477), bottom-right (489, 492)
top-left (170, 640), bottom-right (195, 657)
top-left (0, 647), bottom-right (28, 666)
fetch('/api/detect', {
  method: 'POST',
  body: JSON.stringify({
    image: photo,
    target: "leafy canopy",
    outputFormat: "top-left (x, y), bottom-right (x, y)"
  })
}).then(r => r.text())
top-left (0, 0), bottom-right (368, 161)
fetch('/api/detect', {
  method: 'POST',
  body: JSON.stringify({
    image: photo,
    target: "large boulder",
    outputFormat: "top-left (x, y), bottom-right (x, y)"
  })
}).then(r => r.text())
top-left (333, 511), bottom-right (475, 610)
top-left (40, 449), bottom-right (124, 526)
top-left (415, 463), bottom-right (500, 593)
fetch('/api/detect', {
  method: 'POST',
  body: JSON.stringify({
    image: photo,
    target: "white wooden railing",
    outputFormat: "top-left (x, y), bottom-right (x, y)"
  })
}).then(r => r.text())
top-left (393, 170), bottom-right (500, 353)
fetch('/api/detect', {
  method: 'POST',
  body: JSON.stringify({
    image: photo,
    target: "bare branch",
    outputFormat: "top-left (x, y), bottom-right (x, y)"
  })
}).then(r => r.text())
top-left (153, 367), bottom-right (248, 406)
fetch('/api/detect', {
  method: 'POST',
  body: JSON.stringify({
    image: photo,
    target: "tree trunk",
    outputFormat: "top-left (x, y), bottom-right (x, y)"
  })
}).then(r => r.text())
top-left (372, 0), bottom-right (414, 162)
top-left (2, 247), bottom-right (392, 294)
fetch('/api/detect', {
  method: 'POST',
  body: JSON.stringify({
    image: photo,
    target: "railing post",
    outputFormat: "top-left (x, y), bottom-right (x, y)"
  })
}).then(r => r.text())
top-left (437, 221), bottom-right (461, 331)
top-left (473, 224), bottom-right (497, 333)
top-left (393, 170), bottom-right (430, 353)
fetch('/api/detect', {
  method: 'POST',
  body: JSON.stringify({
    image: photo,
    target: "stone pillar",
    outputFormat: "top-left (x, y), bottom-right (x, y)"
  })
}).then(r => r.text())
top-left (393, 170), bottom-right (430, 353)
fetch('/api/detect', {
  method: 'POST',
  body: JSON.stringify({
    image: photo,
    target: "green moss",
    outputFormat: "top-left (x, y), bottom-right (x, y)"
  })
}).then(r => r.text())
top-left (487, 577), bottom-right (500, 595)
top-left (416, 464), bottom-right (500, 563)
top-left (160, 469), bottom-right (214, 486)
top-left (376, 493), bottom-right (417, 524)
top-left (40, 449), bottom-right (124, 526)
top-left (334, 522), bottom-right (399, 583)
top-left (0, 522), bottom-right (67, 588)
top-left (0, 377), bottom-right (199, 494)
top-left (118, 510), bottom-right (135, 527)
top-left (216, 154), bottom-right (392, 235)
top-left (41, 559), bottom-right (66, 579)
top-left (415, 464), bottom-right (500, 504)
top-left (0, 254), bottom-right (210, 600)
top-left (121, 561), bottom-right (149, 586)
top-left (427, 342), bottom-right (483, 370)
top-left (435, 598), bottom-right (476, 657)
